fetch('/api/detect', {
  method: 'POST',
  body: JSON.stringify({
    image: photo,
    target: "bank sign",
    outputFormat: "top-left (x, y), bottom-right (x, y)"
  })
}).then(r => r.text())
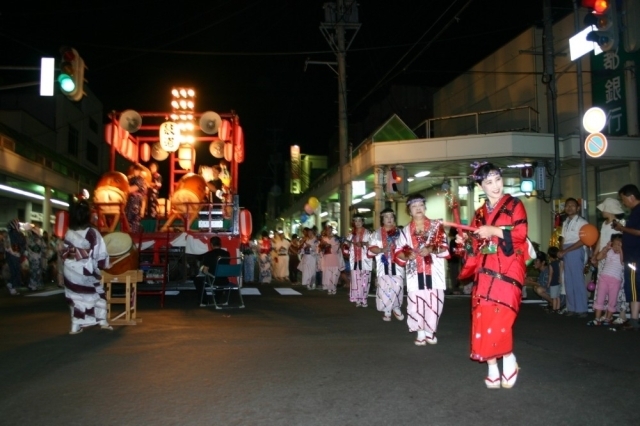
top-left (591, 47), bottom-right (640, 136)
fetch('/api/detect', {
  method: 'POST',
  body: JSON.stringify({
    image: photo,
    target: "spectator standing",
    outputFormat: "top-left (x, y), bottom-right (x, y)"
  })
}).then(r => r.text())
top-left (592, 198), bottom-right (627, 324)
top-left (558, 198), bottom-right (589, 317)
top-left (547, 247), bottom-right (562, 313)
top-left (613, 184), bottom-right (640, 331)
top-left (258, 231), bottom-right (273, 284)
top-left (5, 219), bottom-right (25, 296)
top-left (588, 234), bottom-right (624, 326)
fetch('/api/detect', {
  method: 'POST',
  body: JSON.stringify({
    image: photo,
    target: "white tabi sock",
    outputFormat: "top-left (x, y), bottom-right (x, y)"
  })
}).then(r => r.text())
top-left (502, 353), bottom-right (517, 374)
top-left (487, 363), bottom-right (500, 380)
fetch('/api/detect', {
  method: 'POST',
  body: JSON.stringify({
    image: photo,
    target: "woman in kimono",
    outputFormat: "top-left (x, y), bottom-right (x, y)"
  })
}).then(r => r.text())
top-left (125, 163), bottom-right (148, 233)
top-left (395, 194), bottom-right (449, 345)
top-left (456, 162), bottom-right (529, 389)
top-left (258, 231), bottom-right (273, 283)
top-left (240, 236), bottom-right (257, 283)
top-left (299, 228), bottom-right (320, 290)
top-left (343, 213), bottom-right (373, 307)
top-left (25, 224), bottom-right (46, 291)
top-left (5, 219), bottom-right (26, 296)
top-left (272, 231), bottom-right (290, 281)
top-left (319, 225), bottom-right (342, 295)
top-left (62, 200), bottom-right (112, 334)
top-left (146, 161), bottom-right (162, 219)
top-left (368, 208), bottom-right (405, 321)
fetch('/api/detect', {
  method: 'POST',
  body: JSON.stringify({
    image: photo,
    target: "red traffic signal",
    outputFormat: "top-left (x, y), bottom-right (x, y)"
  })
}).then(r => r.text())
top-left (583, 0), bottom-right (619, 52)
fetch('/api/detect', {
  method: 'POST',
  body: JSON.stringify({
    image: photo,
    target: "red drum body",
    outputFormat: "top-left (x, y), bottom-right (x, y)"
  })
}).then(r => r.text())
top-left (171, 173), bottom-right (207, 216)
top-left (103, 232), bottom-right (139, 275)
top-left (94, 171), bottom-right (129, 214)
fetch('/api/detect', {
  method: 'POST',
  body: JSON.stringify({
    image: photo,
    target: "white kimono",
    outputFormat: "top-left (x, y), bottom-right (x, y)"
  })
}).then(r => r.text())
top-left (368, 227), bottom-right (405, 314)
top-left (395, 221), bottom-right (448, 340)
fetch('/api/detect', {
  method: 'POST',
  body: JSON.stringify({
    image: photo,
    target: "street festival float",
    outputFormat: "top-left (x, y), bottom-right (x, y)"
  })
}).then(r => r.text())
top-left (63, 88), bottom-right (252, 306)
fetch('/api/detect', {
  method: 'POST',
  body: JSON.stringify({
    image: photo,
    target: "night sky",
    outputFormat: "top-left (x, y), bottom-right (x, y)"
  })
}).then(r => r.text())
top-left (1, 1), bottom-right (574, 214)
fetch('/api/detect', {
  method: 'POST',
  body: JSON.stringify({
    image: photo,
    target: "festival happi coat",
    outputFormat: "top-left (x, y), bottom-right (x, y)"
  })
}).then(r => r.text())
top-left (394, 220), bottom-right (449, 291)
top-left (368, 226), bottom-right (405, 278)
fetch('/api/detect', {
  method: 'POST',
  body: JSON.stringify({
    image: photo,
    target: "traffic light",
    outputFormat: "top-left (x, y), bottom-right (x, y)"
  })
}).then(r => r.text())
top-left (583, 0), bottom-right (619, 52)
top-left (386, 167), bottom-right (408, 195)
top-left (58, 47), bottom-right (85, 101)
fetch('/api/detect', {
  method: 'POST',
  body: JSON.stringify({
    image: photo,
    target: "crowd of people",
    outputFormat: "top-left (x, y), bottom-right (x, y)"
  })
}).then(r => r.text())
top-left (4, 159), bottom-right (640, 389)
top-left (236, 163), bottom-right (640, 390)
top-left (1, 222), bottom-right (61, 295)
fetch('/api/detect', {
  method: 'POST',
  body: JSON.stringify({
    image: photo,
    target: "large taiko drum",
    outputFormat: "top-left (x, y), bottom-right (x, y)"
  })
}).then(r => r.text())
top-left (94, 171), bottom-right (129, 214)
top-left (171, 173), bottom-right (207, 215)
top-left (103, 232), bottom-right (139, 275)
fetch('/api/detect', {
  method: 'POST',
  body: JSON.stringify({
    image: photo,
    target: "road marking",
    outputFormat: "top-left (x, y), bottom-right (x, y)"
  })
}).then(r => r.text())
top-left (25, 289), bottom-right (64, 297)
top-left (241, 288), bottom-right (261, 295)
top-left (274, 288), bottom-right (302, 295)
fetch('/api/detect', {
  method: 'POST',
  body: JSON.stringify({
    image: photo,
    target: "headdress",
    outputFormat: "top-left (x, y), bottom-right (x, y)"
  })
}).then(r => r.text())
top-left (406, 197), bottom-right (425, 206)
top-left (470, 161), bottom-right (501, 182)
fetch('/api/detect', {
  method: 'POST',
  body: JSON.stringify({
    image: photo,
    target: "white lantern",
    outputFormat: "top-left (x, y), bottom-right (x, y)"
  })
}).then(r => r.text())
top-left (178, 144), bottom-right (195, 170)
top-left (159, 121), bottom-right (181, 153)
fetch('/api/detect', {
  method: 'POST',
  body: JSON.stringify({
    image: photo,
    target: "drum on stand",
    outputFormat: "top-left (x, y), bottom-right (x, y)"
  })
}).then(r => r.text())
top-left (103, 232), bottom-right (139, 275)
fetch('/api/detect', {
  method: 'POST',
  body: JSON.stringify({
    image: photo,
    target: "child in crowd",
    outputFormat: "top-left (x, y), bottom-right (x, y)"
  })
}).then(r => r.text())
top-left (547, 247), bottom-right (562, 313)
top-left (588, 234), bottom-right (624, 326)
top-left (525, 252), bottom-right (550, 305)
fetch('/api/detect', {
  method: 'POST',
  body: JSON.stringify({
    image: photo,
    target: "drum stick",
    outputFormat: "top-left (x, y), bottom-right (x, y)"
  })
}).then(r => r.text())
top-left (441, 221), bottom-right (478, 233)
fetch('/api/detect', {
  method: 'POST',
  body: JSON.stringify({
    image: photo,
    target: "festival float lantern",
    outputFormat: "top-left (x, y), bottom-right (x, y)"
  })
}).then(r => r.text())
top-left (240, 209), bottom-right (252, 240)
top-left (178, 144), bottom-right (195, 170)
top-left (140, 143), bottom-right (151, 162)
top-left (159, 121), bottom-right (180, 153)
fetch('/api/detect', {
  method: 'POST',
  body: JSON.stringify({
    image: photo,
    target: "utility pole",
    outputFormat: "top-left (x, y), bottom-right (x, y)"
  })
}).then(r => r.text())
top-left (318, 0), bottom-right (360, 236)
top-left (542, 0), bottom-right (562, 200)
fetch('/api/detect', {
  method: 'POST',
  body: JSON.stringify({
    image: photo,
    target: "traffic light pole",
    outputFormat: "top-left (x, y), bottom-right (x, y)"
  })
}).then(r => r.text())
top-left (574, 0), bottom-right (589, 218)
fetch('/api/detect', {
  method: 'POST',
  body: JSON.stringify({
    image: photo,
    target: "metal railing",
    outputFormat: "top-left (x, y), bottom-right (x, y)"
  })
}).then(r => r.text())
top-left (414, 106), bottom-right (539, 139)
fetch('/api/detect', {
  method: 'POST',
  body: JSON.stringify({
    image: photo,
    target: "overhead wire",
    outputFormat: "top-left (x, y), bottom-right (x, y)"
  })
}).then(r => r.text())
top-left (351, 0), bottom-right (475, 112)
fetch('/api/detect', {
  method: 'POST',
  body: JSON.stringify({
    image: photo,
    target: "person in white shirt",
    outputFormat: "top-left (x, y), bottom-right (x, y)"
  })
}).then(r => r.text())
top-left (558, 198), bottom-right (589, 317)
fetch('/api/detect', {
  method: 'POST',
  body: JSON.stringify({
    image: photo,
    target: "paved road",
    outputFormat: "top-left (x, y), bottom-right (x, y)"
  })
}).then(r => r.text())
top-left (1, 282), bottom-right (638, 426)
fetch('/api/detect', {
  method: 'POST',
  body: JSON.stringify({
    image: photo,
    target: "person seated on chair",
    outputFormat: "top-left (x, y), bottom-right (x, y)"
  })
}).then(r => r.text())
top-left (196, 237), bottom-right (230, 305)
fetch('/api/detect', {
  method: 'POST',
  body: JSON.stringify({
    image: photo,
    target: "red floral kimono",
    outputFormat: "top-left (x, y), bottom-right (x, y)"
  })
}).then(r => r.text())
top-left (464, 194), bottom-right (528, 361)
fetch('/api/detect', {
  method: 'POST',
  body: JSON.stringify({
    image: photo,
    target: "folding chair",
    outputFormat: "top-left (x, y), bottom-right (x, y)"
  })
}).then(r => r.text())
top-left (200, 256), bottom-right (245, 309)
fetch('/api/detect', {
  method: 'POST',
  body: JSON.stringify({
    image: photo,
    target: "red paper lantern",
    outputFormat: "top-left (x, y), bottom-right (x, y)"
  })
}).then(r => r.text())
top-left (234, 125), bottom-right (245, 163)
top-left (54, 210), bottom-right (69, 239)
top-left (224, 141), bottom-right (233, 162)
top-left (579, 223), bottom-right (599, 246)
top-left (219, 119), bottom-right (231, 141)
top-left (140, 143), bottom-right (151, 162)
top-left (240, 208), bottom-right (252, 239)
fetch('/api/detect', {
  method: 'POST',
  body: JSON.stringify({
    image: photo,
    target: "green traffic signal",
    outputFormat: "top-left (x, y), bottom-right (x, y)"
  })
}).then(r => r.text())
top-left (58, 73), bottom-right (76, 93)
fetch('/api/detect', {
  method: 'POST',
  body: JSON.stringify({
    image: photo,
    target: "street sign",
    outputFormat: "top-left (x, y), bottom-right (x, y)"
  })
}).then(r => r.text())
top-left (584, 132), bottom-right (608, 157)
